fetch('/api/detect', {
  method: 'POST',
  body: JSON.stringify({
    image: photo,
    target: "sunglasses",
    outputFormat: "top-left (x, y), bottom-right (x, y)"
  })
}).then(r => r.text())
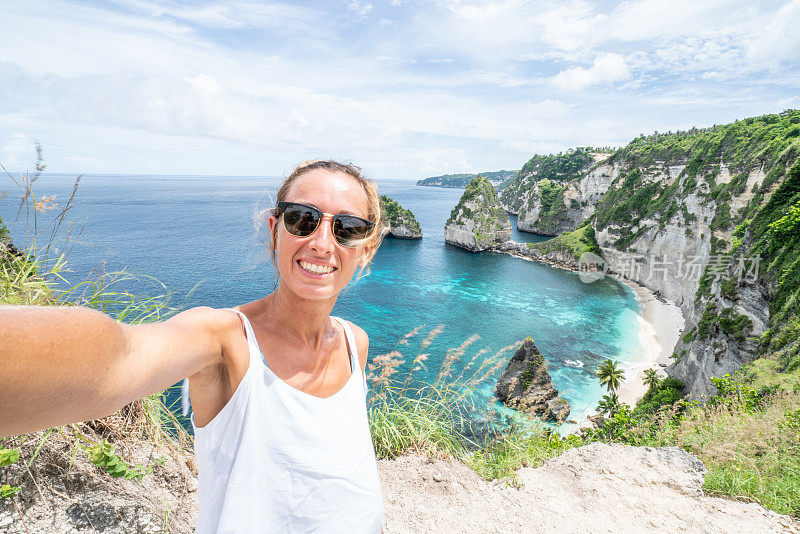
top-left (275, 201), bottom-right (375, 248)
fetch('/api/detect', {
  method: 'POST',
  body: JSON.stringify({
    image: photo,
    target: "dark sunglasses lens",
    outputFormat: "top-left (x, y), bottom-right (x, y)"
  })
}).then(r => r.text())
top-left (283, 205), bottom-right (320, 237)
top-left (333, 216), bottom-right (371, 246)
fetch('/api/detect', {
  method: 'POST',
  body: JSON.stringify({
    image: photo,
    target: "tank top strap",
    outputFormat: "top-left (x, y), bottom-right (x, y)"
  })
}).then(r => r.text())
top-left (181, 308), bottom-right (259, 418)
top-left (331, 316), bottom-right (368, 395)
top-left (228, 308), bottom-right (262, 369)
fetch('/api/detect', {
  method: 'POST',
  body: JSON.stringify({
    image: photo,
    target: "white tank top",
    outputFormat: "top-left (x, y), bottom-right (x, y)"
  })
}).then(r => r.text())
top-left (191, 311), bottom-right (384, 533)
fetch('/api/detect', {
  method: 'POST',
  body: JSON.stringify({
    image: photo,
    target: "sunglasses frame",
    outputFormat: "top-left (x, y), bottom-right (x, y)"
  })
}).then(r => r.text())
top-left (274, 201), bottom-right (375, 248)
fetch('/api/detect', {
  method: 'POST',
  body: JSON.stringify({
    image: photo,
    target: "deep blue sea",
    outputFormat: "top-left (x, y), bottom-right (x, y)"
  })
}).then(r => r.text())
top-left (1, 174), bottom-right (643, 429)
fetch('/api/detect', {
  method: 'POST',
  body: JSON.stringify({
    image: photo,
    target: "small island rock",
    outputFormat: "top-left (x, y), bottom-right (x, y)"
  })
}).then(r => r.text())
top-left (381, 195), bottom-right (422, 239)
top-left (495, 337), bottom-right (571, 423)
top-left (444, 175), bottom-right (511, 251)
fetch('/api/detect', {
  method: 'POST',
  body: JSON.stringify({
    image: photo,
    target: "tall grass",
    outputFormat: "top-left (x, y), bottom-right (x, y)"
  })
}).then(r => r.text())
top-left (365, 325), bottom-right (578, 481)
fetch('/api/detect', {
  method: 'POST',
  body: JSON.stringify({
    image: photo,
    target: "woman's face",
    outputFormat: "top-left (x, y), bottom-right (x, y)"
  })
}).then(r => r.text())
top-left (268, 169), bottom-right (373, 301)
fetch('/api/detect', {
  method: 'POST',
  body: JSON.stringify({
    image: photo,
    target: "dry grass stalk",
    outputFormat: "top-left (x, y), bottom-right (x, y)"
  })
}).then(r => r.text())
top-left (464, 341), bottom-right (522, 389)
top-left (419, 324), bottom-right (444, 350)
top-left (370, 350), bottom-right (406, 390)
top-left (33, 195), bottom-right (57, 212)
top-left (454, 347), bottom-right (489, 384)
top-left (436, 334), bottom-right (480, 384)
top-left (397, 324), bottom-right (424, 346)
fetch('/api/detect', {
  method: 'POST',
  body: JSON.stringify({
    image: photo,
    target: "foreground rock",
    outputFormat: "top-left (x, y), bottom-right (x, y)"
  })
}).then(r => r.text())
top-left (380, 195), bottom-right (422, 239)
top-left (495, 337), bottom-right (571, 423)
top-left (444, 175), bottom-right (511, 251)
top-left (379, 443), bottom-right (799, 534)
top-left (0, 428), bottom-right (198, 534)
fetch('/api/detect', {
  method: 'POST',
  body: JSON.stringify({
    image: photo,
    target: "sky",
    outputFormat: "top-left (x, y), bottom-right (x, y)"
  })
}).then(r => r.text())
top-left (0, 0), bottom-right (799, 180)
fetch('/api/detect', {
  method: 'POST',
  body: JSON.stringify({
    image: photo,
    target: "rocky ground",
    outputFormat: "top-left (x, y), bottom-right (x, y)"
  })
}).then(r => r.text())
top-left (2, 442), bottom-right (797, 533)
top-left (379, 443), bottom-right (799, 534)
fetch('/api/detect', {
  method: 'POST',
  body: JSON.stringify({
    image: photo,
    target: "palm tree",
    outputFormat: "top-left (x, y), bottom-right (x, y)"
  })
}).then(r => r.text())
top-left (596, 359), bottom-right (625, 392)
top-left (596, 392), bottom-right (620, 416)
top-left (643, 369), bottom-right (661, 391)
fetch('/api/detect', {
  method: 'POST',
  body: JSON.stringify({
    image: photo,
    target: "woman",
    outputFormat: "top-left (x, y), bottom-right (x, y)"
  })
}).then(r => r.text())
top-left (0, 160), bottom-right (386, 532)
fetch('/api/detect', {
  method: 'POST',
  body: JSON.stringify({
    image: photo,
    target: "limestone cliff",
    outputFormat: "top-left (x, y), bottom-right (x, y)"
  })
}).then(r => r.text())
top-left (500, 148), bottom-right (609, 235)
top-left (495, 337), bottom-right (571, 423)
top-left (380, 195), bottom-right (422, 239)
top-left (444, 175), bottom-right (511, 252)
top-left (498, 110), bottom-right (800, 397)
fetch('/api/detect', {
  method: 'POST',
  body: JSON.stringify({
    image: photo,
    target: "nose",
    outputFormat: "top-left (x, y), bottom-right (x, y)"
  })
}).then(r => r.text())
top-left (308, 214), bottom-right (336, 254)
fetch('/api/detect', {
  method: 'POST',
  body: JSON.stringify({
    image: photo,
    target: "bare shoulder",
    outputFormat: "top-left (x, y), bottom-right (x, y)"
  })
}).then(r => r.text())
top-left (159, 306), bottom-right (246, 369)
top-left (166, 306), bottom-right (242, 340)
top-left (342, 319), bottom-right (369, 372)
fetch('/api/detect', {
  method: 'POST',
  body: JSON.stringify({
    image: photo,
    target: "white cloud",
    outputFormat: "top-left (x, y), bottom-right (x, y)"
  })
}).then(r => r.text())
top-left (606, 0), bottom-right (747, 42)
top-left (186, 74), bottom-right (222, 96)
top-left (0, 133), bottom-right (37, 172)
top-left (347, 0), bottom-right (373, 18)
top-left (746, 0), bottom-right (800, 67)
top-left (552, 53), bottom-right (631, 90)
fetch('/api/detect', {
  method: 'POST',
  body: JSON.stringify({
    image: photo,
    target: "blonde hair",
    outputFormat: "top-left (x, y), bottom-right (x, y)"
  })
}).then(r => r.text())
top-left (267, 160), bottom-right (386, 279)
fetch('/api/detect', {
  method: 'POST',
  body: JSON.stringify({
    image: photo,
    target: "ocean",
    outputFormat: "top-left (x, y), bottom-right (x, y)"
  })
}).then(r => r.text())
top-left (1, 173), bottom-right (642, 429)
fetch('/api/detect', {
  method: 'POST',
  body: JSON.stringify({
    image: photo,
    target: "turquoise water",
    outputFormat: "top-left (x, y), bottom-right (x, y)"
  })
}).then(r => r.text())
top-left (1, 174), bottom-right (642, 427)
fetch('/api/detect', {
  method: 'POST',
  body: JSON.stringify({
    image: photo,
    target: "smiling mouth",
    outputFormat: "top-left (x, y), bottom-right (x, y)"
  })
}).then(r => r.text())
top-left (298, 260), bottom-right (337, 275)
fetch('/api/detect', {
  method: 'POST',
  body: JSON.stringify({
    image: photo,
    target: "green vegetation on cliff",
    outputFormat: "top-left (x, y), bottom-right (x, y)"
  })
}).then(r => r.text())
top-left (446, 175), bottom-right (508, 233)
top-left (526, 224), bottom-right (600, 261)
top-left (380, 195), bottom-right (422, 236)
top-left (749, 159), bottom-right (800, 370)
top-left (609, 110), bottom-right (800, 173)
top-left (500, 148), bottom-right (598, 213)
top-left (590, 110), bottom-right (800, 257)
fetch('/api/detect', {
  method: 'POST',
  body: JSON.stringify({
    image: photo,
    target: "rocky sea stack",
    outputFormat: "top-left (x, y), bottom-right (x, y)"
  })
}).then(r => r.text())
top-left (444, 175), bottom-right (511, 251)
top-left (495, 337), bottom-right (571, 423)
top-left (380, 195), bottom-right (422, 239)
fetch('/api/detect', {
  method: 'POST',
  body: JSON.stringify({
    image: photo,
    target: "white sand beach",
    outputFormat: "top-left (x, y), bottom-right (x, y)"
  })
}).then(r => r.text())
top-left (614, 276), bottom-right (685, 407)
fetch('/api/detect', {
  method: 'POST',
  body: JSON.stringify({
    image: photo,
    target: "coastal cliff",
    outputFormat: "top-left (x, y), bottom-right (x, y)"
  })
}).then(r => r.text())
top-left (417, 170), bottom-right (517, 189)
top-left (444, 175), bottom-right (511, 252)
top-left (500, 148), bottom-right (610, 235)
top-left (380, 195), bottom-right (422, 239)
top-left (496, 110), bottom-right (800, 397)
top-left (495, 337), bottom-right (571, 423)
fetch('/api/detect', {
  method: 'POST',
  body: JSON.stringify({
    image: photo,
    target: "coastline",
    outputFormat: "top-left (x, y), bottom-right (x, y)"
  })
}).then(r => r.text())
top-left (488, 244), bottom-right (686, 419)
top-left (612, 275), bottom-right (685, 407)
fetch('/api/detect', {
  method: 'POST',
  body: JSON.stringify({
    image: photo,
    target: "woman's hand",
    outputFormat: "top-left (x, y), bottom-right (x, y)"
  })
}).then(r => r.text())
top-left (0, 305), bottom-right (235, 437)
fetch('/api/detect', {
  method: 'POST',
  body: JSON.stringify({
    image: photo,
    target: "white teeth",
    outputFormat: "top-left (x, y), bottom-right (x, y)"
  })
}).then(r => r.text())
top-left (299, 261), bottom-right (335, 274)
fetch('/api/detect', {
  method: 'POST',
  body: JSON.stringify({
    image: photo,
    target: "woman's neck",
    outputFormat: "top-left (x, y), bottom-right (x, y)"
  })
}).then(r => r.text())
top-left (261, 284), bottom-right (338, 353)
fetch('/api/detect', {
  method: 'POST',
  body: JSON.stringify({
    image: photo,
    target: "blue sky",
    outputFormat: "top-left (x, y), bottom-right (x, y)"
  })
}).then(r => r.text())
top-left (1, 0), bottom-right (799, 179)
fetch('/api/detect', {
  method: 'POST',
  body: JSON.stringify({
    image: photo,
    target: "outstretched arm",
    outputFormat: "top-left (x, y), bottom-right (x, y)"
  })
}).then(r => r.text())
top-left (0, 305), bottom-right (233, 437)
